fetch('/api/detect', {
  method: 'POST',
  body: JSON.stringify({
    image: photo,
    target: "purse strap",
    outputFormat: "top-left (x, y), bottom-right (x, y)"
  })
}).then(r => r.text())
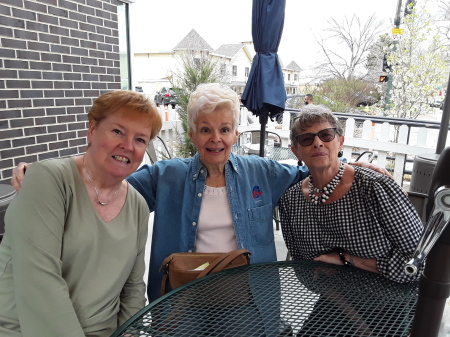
top-left (159, 255), bottom-right (175, 297)
top-left (196, 249), bottom-right (250, 279)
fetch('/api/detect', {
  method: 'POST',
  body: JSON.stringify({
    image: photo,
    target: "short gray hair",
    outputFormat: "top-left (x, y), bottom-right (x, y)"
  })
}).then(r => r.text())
top-left (187, 83), bottom-right (240, 132)
top-left (290, 105), bottom-right (344, 146)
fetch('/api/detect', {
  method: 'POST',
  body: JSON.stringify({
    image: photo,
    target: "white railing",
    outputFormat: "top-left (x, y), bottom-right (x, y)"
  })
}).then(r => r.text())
top-left (159, 120), bottom-right (183, 142)
top-left (341, 118), bottom-right (435, 185)
top-left (240, 108), bottom-right (448, 186)
top-left (154, 106), bottom-right (448, 187)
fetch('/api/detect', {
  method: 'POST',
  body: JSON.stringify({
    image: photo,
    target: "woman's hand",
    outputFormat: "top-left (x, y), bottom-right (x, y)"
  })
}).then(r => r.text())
top-left (314, 251), bottom-right (379, 274)
top-left (350, 161), bottom-right (393, 179)
top-left (10, 162), bottom-right (30, 192)
top-left (313, 252), bottom-right (342, 266)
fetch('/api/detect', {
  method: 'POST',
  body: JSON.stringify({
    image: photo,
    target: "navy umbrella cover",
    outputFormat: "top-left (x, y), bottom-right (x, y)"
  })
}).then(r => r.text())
top-left (241, 0), bottom-right (287, 120)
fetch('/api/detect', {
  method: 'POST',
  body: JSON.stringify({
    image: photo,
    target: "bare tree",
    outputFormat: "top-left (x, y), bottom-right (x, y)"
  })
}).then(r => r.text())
top-left (314, 14), bottom-right (387, 80)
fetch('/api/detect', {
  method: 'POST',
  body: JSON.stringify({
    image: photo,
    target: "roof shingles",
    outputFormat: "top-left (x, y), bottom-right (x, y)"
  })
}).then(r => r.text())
top-left (173, 29), bottom-right (214, 52)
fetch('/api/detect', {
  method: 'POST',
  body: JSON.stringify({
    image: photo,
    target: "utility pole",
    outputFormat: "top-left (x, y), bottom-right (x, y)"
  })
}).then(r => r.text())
top-left (384, 0), bottom-right (416, 109)
top-left (384, 0), bottom-right (403, 108)
top-left (394, 0), bottom-right (402, 27)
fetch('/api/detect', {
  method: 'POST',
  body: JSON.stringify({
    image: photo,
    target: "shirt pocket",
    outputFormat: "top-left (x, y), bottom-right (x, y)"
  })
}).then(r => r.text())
top-left (247, 203), bottom-right (274, 247)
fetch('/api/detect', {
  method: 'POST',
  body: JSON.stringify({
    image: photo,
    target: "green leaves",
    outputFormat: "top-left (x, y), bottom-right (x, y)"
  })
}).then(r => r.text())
top-left (169, 53), bottom-right (221, 158)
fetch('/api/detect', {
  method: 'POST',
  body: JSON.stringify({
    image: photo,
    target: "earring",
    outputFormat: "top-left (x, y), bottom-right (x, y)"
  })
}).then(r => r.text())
top-left (297, 160), bottom-right (304, 166)
top-left (338, 150), bottom-right (343, 158)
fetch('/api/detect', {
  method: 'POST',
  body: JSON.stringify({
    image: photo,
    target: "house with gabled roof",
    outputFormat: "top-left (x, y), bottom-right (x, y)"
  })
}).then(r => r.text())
top-left (212, 43), bottom-right (254, 94)
top-left (173, 29), bottom-right (215, 53)
top-left (133, 29), bottom-right (301, 97)
top-left (283, 61), bottom-right (302, 95)
top-left (133, 29), bottom-right (216, 95)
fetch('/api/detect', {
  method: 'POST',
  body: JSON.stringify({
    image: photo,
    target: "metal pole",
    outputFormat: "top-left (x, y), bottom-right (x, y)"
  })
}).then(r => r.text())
top-left (394, 0), bottom-right (402, 27)
top-left (385, 0), bottom-right (402, 108)
top-left (259, 107), bottom-right (268, 157)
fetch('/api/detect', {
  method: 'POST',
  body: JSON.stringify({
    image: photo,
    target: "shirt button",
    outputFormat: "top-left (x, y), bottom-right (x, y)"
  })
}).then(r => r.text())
top-left (200, 169), bottom-right (204, 174)
top-left (192, 222), bottom-right (197, 226)
top-left (198, 193), bottom-right (202, 197)
top-left (188, 250), bottom-right (192, 253)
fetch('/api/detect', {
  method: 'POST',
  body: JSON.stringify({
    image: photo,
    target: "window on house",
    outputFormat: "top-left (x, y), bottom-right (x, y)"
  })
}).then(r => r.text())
top-left (245, 67), bottom-right (249, 77)
top-left (117, 1), bottom-right (131, 90)
top-left (232, 65), bottom-right (237, 76)
top-left (221, 63), bottom-right (226, 74)
top-left (194, 58), bottom-right (201, 68)
top-left (288, 74), bottom-right (291, 81)
top-left (294, 74), bottom-right (298, 81)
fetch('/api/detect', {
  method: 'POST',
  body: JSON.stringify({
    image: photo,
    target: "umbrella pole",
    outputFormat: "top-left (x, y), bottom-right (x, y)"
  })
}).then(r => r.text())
top-left (259, 108), bottom-right (268, 157)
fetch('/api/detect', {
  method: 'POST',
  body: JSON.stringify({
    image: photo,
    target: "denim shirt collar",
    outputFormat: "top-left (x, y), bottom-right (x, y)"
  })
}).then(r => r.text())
top-left (191, 152), bottom-right (239, 181)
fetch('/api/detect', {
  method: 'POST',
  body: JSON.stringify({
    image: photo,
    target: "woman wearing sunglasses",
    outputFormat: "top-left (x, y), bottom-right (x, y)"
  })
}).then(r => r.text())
top-left (278, 106), bottom-right (424, 283)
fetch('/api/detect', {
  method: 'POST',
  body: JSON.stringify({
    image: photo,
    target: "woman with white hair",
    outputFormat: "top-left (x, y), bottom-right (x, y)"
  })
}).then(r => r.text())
top-left (128, 83), bottom-right (311, 301)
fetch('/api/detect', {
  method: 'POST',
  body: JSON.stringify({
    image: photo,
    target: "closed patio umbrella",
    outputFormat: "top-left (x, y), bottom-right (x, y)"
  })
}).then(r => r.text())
top-left (241, 0), bottom-right (287, 157)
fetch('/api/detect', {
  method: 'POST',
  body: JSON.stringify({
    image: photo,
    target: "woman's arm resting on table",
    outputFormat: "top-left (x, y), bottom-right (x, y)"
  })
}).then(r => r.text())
top-left (314, 252), bottom-right (379, 274)
top-left (370, 175), bottom-right (424, 282)
top-left (10, 162), bottom-right (30, 192)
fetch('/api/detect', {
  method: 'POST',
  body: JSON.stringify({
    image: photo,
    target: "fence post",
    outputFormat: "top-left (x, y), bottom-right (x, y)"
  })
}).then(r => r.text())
top-left (393, 125), bottom-right (408, 185)
top-left (164, 105), bottom-right (169, 121)
top-left (282, 111), bottom-right (290, 130)
top-left (343, 118), bottom-right (355, 160)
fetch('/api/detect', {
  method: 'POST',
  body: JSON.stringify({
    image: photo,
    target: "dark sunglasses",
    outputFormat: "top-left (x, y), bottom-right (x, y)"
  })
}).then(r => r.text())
top-left (295, 128), bottom-right (337, 146)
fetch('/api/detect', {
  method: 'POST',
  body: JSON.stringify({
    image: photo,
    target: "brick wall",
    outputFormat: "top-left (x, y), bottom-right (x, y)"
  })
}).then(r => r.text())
top-left (0, 0), bottom-right (122, 183)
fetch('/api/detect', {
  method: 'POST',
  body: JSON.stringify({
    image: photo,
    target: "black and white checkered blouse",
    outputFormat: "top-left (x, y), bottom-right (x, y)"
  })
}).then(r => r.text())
top-left (278, 166), bottom-right (424, 283)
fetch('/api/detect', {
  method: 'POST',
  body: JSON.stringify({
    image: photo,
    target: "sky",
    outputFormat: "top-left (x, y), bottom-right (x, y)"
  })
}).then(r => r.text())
top-left (130, 0), bottom-right (441, 73)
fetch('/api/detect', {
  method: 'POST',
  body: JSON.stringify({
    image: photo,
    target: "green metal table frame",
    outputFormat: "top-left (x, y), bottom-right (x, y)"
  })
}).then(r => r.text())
top-left (111, 260), bottom-right (418, 337)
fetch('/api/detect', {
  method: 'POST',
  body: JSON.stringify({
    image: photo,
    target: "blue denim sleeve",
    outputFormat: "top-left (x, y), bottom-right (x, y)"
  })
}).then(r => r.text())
top-left (126, 164), bottom-right (156, 212)
top-left (269, 161), bottom-right (309, 204)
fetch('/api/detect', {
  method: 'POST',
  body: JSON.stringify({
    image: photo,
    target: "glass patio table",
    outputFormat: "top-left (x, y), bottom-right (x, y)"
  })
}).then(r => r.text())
top-left (111, 260), bottom-right (418, 337)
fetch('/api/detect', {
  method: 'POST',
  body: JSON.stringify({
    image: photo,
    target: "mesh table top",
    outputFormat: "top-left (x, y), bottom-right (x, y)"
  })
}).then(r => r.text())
top-left (112, 260), bottom-right (418, 337)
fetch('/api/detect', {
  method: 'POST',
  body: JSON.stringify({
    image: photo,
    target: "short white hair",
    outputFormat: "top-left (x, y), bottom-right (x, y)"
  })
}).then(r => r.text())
top-left (187, 83), bottom-right (240, 132)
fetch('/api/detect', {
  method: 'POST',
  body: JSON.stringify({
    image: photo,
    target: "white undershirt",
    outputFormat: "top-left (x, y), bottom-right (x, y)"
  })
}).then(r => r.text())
top-left (195, 185), bottom-right (238, 253)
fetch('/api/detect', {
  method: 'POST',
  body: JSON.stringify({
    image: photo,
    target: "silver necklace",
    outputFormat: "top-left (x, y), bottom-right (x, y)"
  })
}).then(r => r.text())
top-left (84, 157), bottom-right (122, 206)
top-left (308, 161), bottom-right (345, 205)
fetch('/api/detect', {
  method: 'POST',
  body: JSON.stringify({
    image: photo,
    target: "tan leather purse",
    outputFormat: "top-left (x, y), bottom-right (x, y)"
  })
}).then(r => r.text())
top-left (159, 249), bottom-right (251, 296)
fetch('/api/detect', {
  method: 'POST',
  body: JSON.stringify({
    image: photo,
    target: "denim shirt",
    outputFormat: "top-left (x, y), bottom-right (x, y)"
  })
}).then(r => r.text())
top-left (127, 152), bottom-right (309, 302)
